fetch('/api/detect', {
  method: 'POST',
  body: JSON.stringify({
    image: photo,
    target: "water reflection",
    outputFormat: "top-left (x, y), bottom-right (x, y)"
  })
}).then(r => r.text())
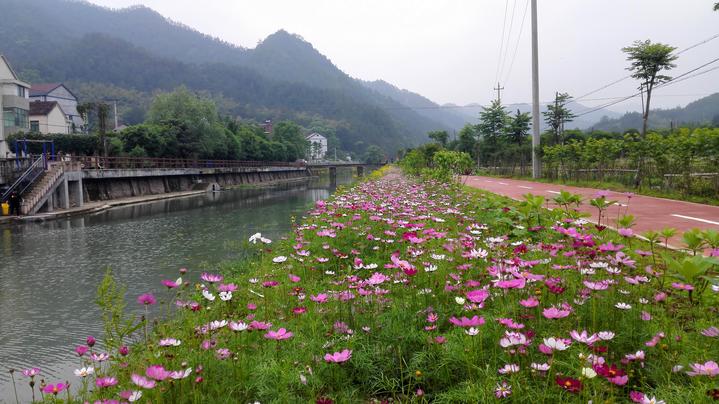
top-left (0, 171), bottom-right (353, 400)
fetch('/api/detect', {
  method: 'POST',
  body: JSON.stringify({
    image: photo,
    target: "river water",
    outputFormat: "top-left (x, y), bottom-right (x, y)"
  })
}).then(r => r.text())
top-left (0, 172), bottom-right (354, 402)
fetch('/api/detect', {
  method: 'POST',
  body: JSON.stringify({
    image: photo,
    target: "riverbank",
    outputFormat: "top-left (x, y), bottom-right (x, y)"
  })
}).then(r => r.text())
top-left (11, 167), bottom-right (718, 403)
top-left (0, 176), bottom-right (315, 226)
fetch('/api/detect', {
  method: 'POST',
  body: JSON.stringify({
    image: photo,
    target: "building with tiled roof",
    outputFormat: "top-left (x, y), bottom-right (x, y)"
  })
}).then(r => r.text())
top-left (30, 83), bottom-right (83, 132)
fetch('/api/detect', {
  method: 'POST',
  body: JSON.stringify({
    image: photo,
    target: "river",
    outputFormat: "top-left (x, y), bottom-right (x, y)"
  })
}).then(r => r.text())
top-left (0, 171), bottom-right (354, 402)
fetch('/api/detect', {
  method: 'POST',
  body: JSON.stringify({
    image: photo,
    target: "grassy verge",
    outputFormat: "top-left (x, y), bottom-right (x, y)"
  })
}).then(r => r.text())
top-left (19, 168), bottom-right (719, 403)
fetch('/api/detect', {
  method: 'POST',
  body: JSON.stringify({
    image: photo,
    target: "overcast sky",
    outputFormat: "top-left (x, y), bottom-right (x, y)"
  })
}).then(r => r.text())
top-left (86, 0), bottom-right (718, 112)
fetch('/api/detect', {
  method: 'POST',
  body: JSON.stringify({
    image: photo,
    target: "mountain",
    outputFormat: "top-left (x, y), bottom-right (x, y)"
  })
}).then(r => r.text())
top-left (589, 93), bottom-right (719, 132)
top-left (0, 0), bottom-right (466, 153)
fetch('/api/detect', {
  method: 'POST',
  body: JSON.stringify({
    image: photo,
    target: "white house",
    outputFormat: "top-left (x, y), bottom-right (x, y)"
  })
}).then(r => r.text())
top-left (30, 101), bottom-right (71, 134)
top-left (30, 83), bottom-right (83, 132)
top-left (0, 55), bottom-right (31, 158)
top-left (305, 132), bottom-right (327, 160)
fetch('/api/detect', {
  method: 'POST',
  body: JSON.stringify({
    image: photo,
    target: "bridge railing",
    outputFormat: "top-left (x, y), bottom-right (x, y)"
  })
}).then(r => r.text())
top-left (65, 156), bottom-right (305, 170)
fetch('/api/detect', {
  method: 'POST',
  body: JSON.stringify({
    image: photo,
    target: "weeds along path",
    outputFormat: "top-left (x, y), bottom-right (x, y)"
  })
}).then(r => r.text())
top-left (21, 171), bottom-right (719, 403)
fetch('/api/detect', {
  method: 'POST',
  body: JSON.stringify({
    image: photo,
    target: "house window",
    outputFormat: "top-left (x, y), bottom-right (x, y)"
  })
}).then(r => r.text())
top-left (3, 108), bottom-right (29, 129)
top-left (17, 86), bottom-right (26, 97)
top-left (30, 121), bottom-right (39, 132)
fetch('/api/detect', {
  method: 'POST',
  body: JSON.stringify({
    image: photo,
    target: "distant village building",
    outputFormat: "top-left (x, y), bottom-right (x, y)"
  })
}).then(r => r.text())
top-left (261, 119), bottom-right (273, 135)
top-left (30, 83), bottom-right (83, 133)
top-left (29, 101), bottom-right (71, 134)
top-left (0, 55), bottom-right (30, 158)
top-left (305, 132), bottom-right (327, 160)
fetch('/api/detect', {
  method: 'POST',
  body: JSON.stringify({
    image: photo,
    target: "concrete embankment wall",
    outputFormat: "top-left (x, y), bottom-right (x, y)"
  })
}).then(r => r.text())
top-left (82, 168), bottom-right (309, 202)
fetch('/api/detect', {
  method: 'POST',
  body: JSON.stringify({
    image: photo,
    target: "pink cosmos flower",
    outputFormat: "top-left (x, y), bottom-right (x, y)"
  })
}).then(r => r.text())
top-left (640, 311), bottom-right (652, 321)
top-left (146, 365), bottom-right (171, 381)
top-left (86, 335), bottom-right (96, 347)
top-left (217, 283), bottom-right (238, 292)
top-left (499, 331), bottom-right (527, 348)
top-left (76, 345), bottom-right (88, 356)
top-left (686, 361), bottom-right (719, 377)
top-left (542, 306), bottom-right (571, 319)
top-left (466, 289), bottom-right (490, 304)
top-left (495, 381), bottom-right (512, 398)
top-left (264, 328), bottom-right (293, 340)
top-left (570, 330), bottom-right (599, 345)
top-left (519, 297), bottom-right (539, 308)
top-left (498, 363), bottom-right (520, 374)
top-left (618, 228), bottom-right (634, 237)
top-left (200, 272), bottom-right (223, 283)
top-left (249, 320), bottom-right (272, 330)
top-left (310, 293), bottom-right (329, 303)
top-left (131, 374), bottom-right (156, 389)
top-left (449, 315), bottom-right (485, 328)
top-left (495, 277), bottom-right (526, 289)
top-left (161, 279), bottom-right (180, 289)
top-left (96, 376), bottom-right (118, 388)
top-left (671, 282), bottom-right (694, 291)
top-left (137, 293), bottom-right (157, 305)
top-left (324, 349), bottom-right (352, 363)
top-left (21, 368), bottom-right (40, 377)
top-left (216, 348), bottom-right (231, 360)
top-left (42, 383), bottom-right (67, 395)
top-left (701, 326), bottom-right (719, 337)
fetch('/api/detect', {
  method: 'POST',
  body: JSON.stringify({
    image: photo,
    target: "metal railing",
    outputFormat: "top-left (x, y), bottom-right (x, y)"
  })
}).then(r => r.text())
top-left (65, 156), bottom-right (306, 170)
top-left (1, 156), bottom-right (46, 202)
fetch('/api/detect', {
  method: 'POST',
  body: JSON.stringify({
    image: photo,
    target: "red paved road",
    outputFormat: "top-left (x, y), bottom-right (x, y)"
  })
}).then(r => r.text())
top-left (463, 176), bottom-right (719, 250)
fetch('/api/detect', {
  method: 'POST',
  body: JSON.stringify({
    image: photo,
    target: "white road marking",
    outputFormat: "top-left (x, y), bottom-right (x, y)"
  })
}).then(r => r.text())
top-left (498, 182), bottom-right (509, 185)
top-left (671, 214), bottom-right (719, 226)
top-left (485, 180), bottom-right (493, 183)
top-left (518, 185), bottom-right (533, 189)
top-left (547, 190), bottom-right (561, 194)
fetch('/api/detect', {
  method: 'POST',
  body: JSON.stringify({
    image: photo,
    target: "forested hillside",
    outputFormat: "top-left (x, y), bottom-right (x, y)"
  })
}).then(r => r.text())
top-left (0, 0), bottom-right (470, 153)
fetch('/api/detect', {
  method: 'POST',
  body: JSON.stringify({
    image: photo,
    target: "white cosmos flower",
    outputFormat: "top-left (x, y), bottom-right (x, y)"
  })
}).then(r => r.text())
top-left (615, 302), bottom-right (632, 310)
top-left (73, 366), bottom-right (94, 377)
top-left (531, 362), bottom-right (550, 371)
top-left (229, 321), bottom-right (249, 331)
top-left (465, 327), bottom-right (480, 336)
top-left (431, 254), bottom-right (446, 260)
top-left (712, 284), bottom-right (719, 293)
top-left (364, 263), bottom-right (378, 269)
top-left (424, 265), bottom-right (437, 272)
top-left (325, 271), bottom-right (335, 275)
top-left (248, 278), bottom-right (259, 284)
top-left (202, 290), bottom-right (215, 301)
top-left (581, 367), bottom-right (597, 378)
top-left (272, 256), bottom-right (287, 263)
top-left (597, 331), bottom-right (615, 340)
top-left (158, 338), bottom-right (181, 346)
top-left (498, 363), bottom-right (520, 374)
top-left (128, 391), bottom-right (142, 402)
top-left (219, 291), bottom-right (233, 301)
top-left (209, 320), bottom-right (227, 330)
top-left (455, 297), bottom-right (466, 305)
top-left (543, 337), bottom-right (570, 351)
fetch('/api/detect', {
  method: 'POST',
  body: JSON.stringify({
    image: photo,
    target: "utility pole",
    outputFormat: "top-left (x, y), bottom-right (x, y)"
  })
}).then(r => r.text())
top-left (494, 83), bottom-right (505, 103)
top-left (531, 0), bottom-right (541, 178)
top-left (113, 100), bottom-right (119, 130)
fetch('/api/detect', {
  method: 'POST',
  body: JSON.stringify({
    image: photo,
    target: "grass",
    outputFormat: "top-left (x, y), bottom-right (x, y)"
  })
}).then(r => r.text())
top-left (15, 166), bottom-right (719, 403)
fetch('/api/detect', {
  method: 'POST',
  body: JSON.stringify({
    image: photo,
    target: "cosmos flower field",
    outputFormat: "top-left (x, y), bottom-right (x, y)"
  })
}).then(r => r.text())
top-left (14, 168), bottom-right (719, 403)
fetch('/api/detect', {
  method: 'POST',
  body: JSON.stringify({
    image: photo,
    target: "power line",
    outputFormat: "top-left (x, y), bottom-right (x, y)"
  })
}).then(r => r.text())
top-left (574, 32), bottom-right (719, 102)
top-left (502, 0), bottom-right (530, 86)
top-left (494, 0), bottom-right (510, 85)
top-left (498, 0), bottom-right (518, 82)
top-left (574, 56), bottom-right (719, 117)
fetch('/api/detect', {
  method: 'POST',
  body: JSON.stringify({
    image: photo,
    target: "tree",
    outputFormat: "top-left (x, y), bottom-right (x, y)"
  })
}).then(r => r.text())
top-left (508, 110), bottom-right (531, 145)
top-left (457, 124), bottom-right (477, 155)
top-left (543, 92), bottom-right (576, 144)
top-left (363, 145), bottom-right (385, 164)
top-left (427, 130), bottom-right (449, 147)
top-left (715, 2), bottom-right (718, 11)
top-left (477, 100), bottom-right (509, 143)
top-left (622, 40), bottom-right (678, 137)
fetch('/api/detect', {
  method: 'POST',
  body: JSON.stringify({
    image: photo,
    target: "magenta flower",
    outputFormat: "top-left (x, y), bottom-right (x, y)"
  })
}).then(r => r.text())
top-left (671, 282), bottom-right (694, 291)
top-left (495, 381), bottom-right (512, 398)
top-left (218, 283), bottom-right (238, 292)
top-left (249, 320), bottom-right (272, 330)
top-left (119, 345), bottom-right (130, 356)
top-left (324, 349), bottom-right (352, 363)
top-left (449, 315), bottom-right (485, 328)
top-left (542, 306), bottom-right (571, 319)
top-left (618, 228), bottom-right (634, 237)
top-left (86, 335), bottom-right (96, 347)
top-left (42, 383), bottom-right (67, 395)
top-left (570, 330), bottom-right (599, 345)
top-left (161, 279), bottom-right (180, 289)
top-left (76, 345), bottom-right (88, 356)
top-left (137, 293), bottom-right (157, 305)
top-left (466, 289), bottom-right (490, 304)
top-left (131, 374), bottom-right (156, 389)
top-left (686, 361), bottom-right (719, 377)
top-left (311, 293), bottom-right (329, 303)
top-left (519, 296), bottom-right (539, 307)
top-left (96, 376), bottom-right (118, 388)
top-left (216, 348), bottom-right (231, 360)
top-left (701, 327), bottom-right (719, 338)
top-left (264, 328), bottom-right (293, 340)
top-left (146, 365), bottom-right (171, 381)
